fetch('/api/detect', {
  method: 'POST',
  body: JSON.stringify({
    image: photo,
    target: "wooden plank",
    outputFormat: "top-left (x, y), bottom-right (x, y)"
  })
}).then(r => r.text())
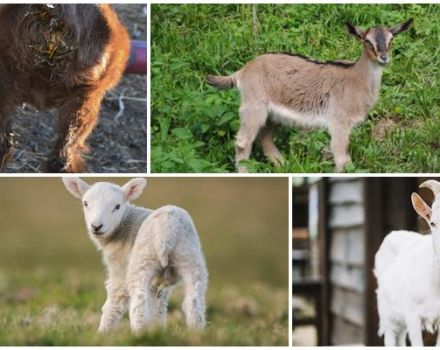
top-left (330, 228), bottom-right (364, 266)
top-left (329, 181), bottom-right (363, 205)
top-left (331, 315), bottom-right (364, 345)
top-left (329, 204), bottom-right (365, 229)
top-left (330, 285), bottom-right (365, 326)
top-left (364, 178), bottom-right (384, 346)
top-left (318, 179), bottom-right (330, 345)
top-left (330, 263), bottom-right (365, 293)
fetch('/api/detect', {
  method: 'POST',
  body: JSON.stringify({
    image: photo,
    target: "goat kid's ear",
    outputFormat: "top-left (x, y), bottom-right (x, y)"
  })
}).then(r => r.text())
top-left (390, 18), bottom-right (413, 36)
top-left (62, 177), bottom-right (90, 199)
top-left (346, 22), bottom-right (365, 40)
top-left (123, 178), bottom-right (147, 202)
top-left (411, 192), bottom-right (432, 222)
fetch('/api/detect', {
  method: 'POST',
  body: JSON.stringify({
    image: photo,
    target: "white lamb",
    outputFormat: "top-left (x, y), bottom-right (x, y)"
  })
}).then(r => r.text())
top-left (62, 177), bottom-right (208, 333)
top-left (375, 179), bottom-right (440, 346)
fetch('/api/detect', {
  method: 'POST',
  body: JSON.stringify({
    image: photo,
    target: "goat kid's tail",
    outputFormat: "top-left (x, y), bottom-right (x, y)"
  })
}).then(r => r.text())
top-left (206, 74), bottom-right (236, 89)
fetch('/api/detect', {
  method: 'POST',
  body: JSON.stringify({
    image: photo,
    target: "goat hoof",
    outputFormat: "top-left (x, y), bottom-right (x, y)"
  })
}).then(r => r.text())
top-left (45, 156), bottom-right (66, 173)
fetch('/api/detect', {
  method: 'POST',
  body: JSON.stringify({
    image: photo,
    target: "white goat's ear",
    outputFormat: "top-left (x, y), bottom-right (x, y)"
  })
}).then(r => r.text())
top-left (411, 192), bottom-right (432, 222)
top-left (62, 177), bottom-right (90, 199)
top-left (122, 178), bottom-right (147, 202)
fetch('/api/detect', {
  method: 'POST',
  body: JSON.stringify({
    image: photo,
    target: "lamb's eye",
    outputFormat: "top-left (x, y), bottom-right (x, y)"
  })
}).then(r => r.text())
top-left (114, 204), bottom-right (121, 211)
top-left (83, 201), bottom-right (88, 208)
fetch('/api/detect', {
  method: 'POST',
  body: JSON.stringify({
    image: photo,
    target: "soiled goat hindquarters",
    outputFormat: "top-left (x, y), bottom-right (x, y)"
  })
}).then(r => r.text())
top-left (0, 4), bottom-right (130, 172)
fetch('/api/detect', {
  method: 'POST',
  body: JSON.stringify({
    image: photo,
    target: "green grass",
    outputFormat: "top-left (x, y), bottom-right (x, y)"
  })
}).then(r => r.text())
top-left (151, 4), bottom-right (440, 173)
top-left (0, 178), bottom-right (288, 345)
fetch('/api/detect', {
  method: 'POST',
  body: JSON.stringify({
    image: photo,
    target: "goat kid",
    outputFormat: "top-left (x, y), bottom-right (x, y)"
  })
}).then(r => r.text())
top-left (0, 4), bottom-right (129, 172)
top-left (375, 180), bottom-right (440, 346)
top-left (207, 19), bottom-right (413, 172)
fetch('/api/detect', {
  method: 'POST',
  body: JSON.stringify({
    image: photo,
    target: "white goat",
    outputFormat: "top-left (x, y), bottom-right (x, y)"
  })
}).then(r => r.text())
top-left (62, 177), bottom-right (208, 333)
top-left (375, 179), bottom-right (440, 346)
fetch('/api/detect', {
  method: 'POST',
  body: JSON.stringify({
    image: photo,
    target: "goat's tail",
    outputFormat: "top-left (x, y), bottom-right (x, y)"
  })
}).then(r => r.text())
top-left (206, 74), bottom-right (236, 89)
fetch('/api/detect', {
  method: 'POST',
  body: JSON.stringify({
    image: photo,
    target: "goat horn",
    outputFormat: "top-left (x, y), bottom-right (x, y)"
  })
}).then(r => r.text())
top-left (420, 180), bottom-right (440, 197)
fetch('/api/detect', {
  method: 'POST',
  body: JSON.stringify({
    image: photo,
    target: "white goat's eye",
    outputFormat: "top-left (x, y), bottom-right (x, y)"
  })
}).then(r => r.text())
top-left (113, 204), bottom-right (121, 211)
top-left (83, 201), bottom-right (88, 208)
top-left (431, 222), bottom-right (437, 228)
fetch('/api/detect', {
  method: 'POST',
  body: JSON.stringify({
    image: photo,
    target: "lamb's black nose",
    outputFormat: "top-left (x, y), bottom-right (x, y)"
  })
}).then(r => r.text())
top-left (91, 224), bottom-right (103, 233)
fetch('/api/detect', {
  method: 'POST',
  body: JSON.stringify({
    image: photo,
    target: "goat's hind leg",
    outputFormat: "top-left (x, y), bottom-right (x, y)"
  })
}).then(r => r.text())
top-left (47, 93), bottom-right (103, 173)
top-left (406, 317), bottom-right (423, 346)
top-left (259, 121), bottom-right (284, 167)
top-left (235, 104), bottom-right (268, 172)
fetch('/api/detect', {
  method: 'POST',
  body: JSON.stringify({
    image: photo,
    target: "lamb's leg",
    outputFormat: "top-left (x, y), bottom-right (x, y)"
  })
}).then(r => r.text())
top-left (98, 280), bottom-right (128, 333)
top-left (127, 263), bottom-right (157, 334)
top-left (180, 265), bottom-right (208, 329)
top-left (329, 122), bottom-right (352, 172)
top-left (406, 318), bottom-right (423, 346)
top-left (235, 104), bottom-right (268, 173)
top-left (47, 93), bottom-right (103, 173)
top-left (259, 122), bottom-right (284, 167)
top-left (153, 286), bottom-right (174, 328)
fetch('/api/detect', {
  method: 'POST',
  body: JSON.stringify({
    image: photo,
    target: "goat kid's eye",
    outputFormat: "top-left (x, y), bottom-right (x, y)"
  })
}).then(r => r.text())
top-left (113, 204), bottom-right (121, 212)
top-left (431, 222), bottom-right (437, 228)
top-left (83, 201), bottom-right (88, 208)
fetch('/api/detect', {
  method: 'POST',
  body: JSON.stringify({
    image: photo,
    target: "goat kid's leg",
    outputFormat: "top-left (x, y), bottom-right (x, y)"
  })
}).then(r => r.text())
top-left (259, 122), bottom-right (284, 167)
top-left (396, 330), bottom-right (407, 346)
top-left (180, 266), bottom-right (208, 330)
top-left (235, 104), bottom-right (268, 173)
top-left (127, 264), bottom-right (158, 334)
top-left (329, 122), bottom-right (352, 172)
top-left (47, 93), bottom-right (103, 173)
top-left (406, 318), bottom-right (423, 346)
top-left (383, 329), bottom-right (398, 346)
top-left (98, 280), bottom-right (128, 333)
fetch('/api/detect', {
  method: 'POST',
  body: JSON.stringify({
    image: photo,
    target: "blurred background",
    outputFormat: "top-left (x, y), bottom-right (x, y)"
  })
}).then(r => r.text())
top-left (0, 177), bottom-right (288, 345)
top-left (292, 177), bottom-right (436, 346)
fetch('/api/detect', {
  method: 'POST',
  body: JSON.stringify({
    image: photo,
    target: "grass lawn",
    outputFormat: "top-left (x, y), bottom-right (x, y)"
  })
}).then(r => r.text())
top-left (0, 178), bottom-right (288, 345)
top-left (151, 4), bottom-right (440, 173)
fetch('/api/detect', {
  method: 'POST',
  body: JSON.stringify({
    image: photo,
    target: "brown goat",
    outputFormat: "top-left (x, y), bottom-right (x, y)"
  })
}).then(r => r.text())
top-left (207, 19), bottom-right (413, 172)
top-left (0, 4), bottom-right (130, 172)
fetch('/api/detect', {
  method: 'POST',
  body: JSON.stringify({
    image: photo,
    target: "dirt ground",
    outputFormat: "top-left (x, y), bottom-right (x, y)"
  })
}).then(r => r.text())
top-left (4, 4), bottom-right (147, 173)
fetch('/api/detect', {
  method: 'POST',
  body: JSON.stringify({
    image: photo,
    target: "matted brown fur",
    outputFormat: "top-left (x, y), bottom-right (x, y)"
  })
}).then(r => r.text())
top-left (0, 4), bottom-right (130, 172)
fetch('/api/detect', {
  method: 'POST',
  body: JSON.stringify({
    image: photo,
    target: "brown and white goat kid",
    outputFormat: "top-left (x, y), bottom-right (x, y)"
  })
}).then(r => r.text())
top-left (0, 4), bottom-right (130, 172)
top-left (207, 19), bottom-right (413, 172)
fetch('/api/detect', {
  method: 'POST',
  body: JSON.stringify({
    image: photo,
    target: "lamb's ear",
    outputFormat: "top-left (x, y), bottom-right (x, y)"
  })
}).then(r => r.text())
top-left (390, 18), bottom-right (413, 36)
top-left (62, 177), bottom-right (90, 199)
top-left (346, 22), bottom-right (364, 40)
top-left (123, 178), bottom-right (147, 202)
top-left (411, 192), bottom-right (432, 222)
